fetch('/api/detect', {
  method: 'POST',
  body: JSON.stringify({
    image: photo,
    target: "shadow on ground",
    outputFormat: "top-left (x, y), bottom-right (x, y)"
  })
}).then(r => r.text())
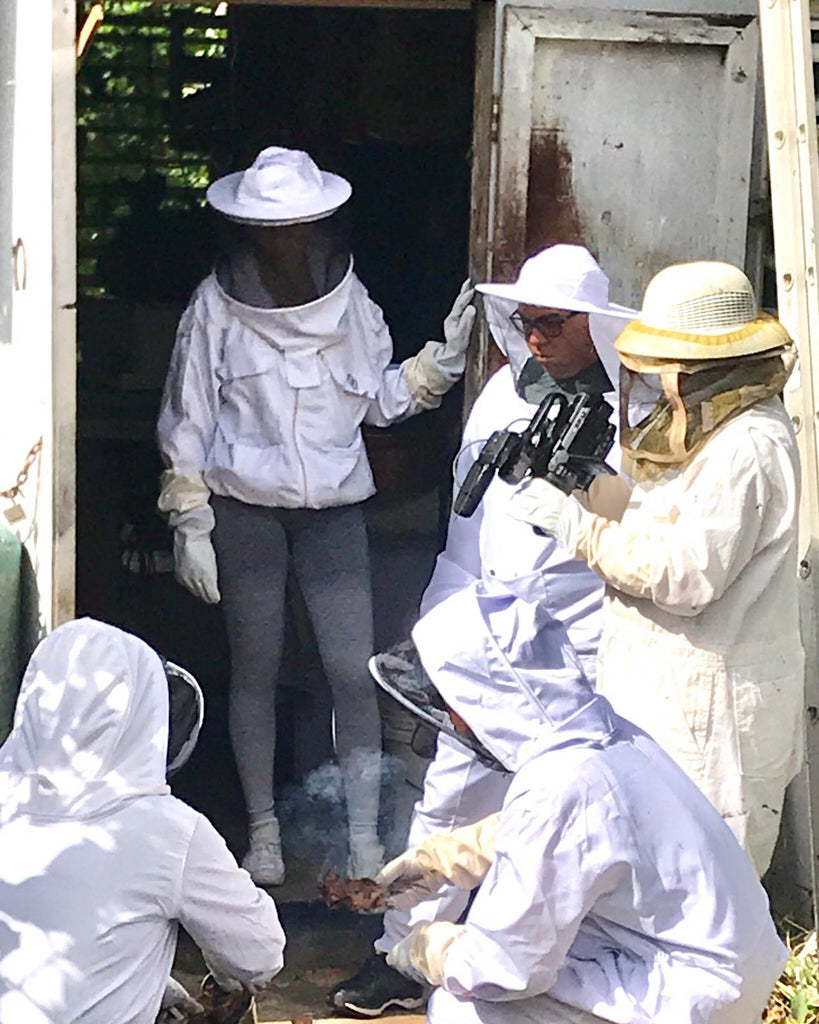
top-left (173, 902), bottom-right (394, 1020)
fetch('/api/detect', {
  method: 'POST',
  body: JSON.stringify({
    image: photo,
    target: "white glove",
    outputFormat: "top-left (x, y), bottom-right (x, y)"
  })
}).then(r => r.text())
top-left (507, 477), bottom-right (588, 556)
top-left (159, 977), bottom-right (204, 1014)
top-left (376, 814), bottom-right (500, 910)
top-left (401, 279), bottom-right (477, 408)
top-left (387, 921), bottom-right (465, 987)
top-left (173, 506), bottom-right (221, 604)
top-left (157, 470), bottom-right (212, 517)
top-left (443, 277), bottom-right (478, 361)
top-left (512, 478), bottom-right (673, 604)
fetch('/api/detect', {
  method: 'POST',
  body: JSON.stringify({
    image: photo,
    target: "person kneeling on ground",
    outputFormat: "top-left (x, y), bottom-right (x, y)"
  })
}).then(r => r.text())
top-left (371, 604), bottom-right (786, 1024)
top-left (0, 618), bottom-right (285, 1024)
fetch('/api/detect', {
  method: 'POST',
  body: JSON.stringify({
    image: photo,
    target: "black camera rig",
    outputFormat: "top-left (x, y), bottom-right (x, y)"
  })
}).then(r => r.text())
top-left (453, 391), bottom-right (616, 518)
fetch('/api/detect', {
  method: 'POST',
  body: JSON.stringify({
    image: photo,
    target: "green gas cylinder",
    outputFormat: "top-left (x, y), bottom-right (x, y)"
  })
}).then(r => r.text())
top-left (0, 519), bottom-right (21, 743)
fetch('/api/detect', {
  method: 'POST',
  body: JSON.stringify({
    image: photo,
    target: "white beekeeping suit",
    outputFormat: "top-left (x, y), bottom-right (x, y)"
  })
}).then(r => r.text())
top-left (157, 147), bottom-right (475, 578)
top-left (331, 245), bottom-right (634, 1017)
top-left (157, 253), bottom-right (462, 519)
top-left (0, 619), bottom-right (285, 1024)
top-left (156, 146), bottom-right (476, 887)
top-left (377, 600), bottom-right (787, 1024)
top-left (509, 261), bottom-right (805, 876)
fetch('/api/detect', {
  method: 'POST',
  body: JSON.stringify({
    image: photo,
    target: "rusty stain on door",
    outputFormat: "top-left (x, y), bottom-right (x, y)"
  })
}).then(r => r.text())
top-left (487, 126), bottom-right (587, 378)
top-left (526, 128), bottom-right (585, 255)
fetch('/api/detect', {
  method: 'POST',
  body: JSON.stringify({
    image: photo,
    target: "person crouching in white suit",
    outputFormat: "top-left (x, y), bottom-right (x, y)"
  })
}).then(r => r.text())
top-left (156, 146), bottom-right (476, 885)
top-left (509, 260), bottom-right (804, 878)
top-left (329, 244), bottom-right (635, 1017)
top-left (371, 603), bottom-right (786, 1024)
top-left (0, 619), bottom-right (286, 1024)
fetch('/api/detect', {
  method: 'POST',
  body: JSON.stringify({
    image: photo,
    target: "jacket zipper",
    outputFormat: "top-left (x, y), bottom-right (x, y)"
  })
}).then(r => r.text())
top-left (293, 388), bottom-right (309, 505)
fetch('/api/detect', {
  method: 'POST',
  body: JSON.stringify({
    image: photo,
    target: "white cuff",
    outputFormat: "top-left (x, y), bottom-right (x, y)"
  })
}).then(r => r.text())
top-left (158, 470), bottom-right (211, 519)
top-left (401, 343), bottom-right (457, 408)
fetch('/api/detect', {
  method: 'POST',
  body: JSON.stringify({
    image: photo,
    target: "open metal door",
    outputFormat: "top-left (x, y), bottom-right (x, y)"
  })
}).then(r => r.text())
top-left (0, 0), bottom-right (76, 639)
top-left (491, 7), bottom-right (760, 306)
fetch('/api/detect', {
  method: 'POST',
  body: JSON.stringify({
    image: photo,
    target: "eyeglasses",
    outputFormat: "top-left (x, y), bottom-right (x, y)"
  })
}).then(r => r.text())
top-left (509, 310), bottom-right (580, 339)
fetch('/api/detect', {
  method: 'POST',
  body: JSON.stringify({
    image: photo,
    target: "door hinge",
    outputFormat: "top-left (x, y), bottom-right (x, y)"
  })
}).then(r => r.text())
top-left (490, 94), bottom-right (500, 144)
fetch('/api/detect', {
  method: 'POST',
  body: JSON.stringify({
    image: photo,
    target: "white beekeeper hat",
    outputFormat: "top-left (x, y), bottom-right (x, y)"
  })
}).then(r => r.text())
top-left (476, 244), bottom-right (636, 318)
top-left (616, 260), bottom-right (791, 361)
top-left (206, 146), bottom-right (352, 225)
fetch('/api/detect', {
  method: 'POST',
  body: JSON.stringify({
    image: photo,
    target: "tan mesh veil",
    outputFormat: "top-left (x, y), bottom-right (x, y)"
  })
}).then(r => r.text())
top-left (620, 346), bottom-right (796, 479)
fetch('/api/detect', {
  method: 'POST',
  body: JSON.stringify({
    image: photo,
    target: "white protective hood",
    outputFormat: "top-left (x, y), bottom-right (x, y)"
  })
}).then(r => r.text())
top-left (413, 587), bottom-right (617, 774)
top-left (482, 298), bottom-right (629, 397)
top-left (477, 244), bottom-right (636, 393)
top-left (214, 257), bottom-right (363, 391)
top-left (0, 620), bottom-right (171, 823)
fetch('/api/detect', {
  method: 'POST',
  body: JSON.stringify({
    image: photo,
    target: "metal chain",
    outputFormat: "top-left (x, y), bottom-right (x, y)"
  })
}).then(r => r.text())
top-left (1, 438), bottom-right (43, 501)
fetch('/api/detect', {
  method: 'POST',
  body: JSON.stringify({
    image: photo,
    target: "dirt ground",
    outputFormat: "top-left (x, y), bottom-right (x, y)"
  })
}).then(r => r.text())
top-left (171, 900), bottom-right (424, 1021)
top-left (169, 775), bottom-right (423, 1019)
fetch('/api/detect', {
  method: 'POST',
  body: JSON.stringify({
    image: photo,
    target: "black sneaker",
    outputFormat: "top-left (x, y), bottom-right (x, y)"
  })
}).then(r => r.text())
top-left (328, 953), bottom-right (426, 1018)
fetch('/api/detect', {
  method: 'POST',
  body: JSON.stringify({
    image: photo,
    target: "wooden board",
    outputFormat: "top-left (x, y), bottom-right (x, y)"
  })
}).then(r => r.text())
top-left (259, 1017), bottom-right (426, 1023)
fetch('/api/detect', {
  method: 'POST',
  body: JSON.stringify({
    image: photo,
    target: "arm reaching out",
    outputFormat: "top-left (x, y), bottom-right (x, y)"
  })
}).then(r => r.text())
top-left (178, 816), bottom-right (286, 992)
top-left (377, 814), bottom-right (501, 910)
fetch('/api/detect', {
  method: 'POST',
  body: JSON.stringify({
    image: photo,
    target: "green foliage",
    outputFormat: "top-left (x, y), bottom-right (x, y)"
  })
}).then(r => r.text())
top-left (77, 1), bottom-right (227, 295)
top-left (767, 928), bottom-right (819, 1023)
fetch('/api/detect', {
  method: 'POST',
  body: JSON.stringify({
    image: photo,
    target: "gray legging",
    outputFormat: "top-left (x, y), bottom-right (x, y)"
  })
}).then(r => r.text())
top-left (211, 496), bottom-right (382, 832)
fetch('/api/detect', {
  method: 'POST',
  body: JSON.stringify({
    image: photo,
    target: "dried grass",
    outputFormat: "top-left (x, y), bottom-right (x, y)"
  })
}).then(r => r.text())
top-left (766, 926), bottom-right (819, 1023)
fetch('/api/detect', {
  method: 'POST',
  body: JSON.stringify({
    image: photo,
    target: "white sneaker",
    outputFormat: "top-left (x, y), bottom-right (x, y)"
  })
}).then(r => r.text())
top-left (348, 833), bottom-right (385, 879)
top-left (242, 817), bottom-right (285, 886)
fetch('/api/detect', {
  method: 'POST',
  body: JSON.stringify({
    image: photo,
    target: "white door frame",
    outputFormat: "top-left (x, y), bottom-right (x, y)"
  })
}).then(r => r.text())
top-left (53, 0), bottom-right (77, 627)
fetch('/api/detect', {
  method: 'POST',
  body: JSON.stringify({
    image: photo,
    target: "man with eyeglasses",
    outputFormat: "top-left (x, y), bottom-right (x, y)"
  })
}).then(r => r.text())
top-left (329, 245), bottom-right (635, 1019)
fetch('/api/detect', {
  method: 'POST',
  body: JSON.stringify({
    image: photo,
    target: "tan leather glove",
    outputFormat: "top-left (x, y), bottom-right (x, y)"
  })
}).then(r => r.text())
top-left (387, 921), bottom-right (465, 987)
top-left (376, 813), bottom-right (500, 910)
top-left (585, 473), bottom-right (633, 522)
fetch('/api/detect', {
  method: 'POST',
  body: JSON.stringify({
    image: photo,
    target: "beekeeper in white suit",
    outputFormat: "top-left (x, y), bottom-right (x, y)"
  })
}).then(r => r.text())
top-left (157, 146), bottom-right (476, 886)
top-left (0, 619), bottom-right (286, 1024)
top-left (331, 245), bottom-right (635, 1018)
top-left (369, 588), bottom-right (787, 1024)
top-left (510, 260), bottom-right (804, 877)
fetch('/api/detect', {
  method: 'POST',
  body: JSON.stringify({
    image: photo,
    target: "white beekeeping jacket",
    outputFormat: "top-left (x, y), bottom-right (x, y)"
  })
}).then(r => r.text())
top-left (422, 366), bottom-right (604, 674)
top-left (596, 396), bottom-right (804, 873)
top-left (412, 593), bottom-right (787, 1024)
top-left (0, 620), bottom-right (285, 1024)
top-left (157, 261), bottom-right (418, 510)
top-left (420, 309), bottom-right (628, 673)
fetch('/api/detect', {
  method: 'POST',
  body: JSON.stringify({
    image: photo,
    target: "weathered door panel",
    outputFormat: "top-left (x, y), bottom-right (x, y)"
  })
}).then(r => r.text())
top-left (494, 9), bottom-right (760, 307)
top-left (466, 0), bottom-right (498, 404)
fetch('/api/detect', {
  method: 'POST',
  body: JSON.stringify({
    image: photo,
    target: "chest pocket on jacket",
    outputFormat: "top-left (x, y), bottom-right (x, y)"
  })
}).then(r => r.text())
top-left (216, 342), bottom-right (284, 447)
top-left (318, 346), bottom-right (380, 440)
top-left (321, 344), bottom-right (380, 398)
